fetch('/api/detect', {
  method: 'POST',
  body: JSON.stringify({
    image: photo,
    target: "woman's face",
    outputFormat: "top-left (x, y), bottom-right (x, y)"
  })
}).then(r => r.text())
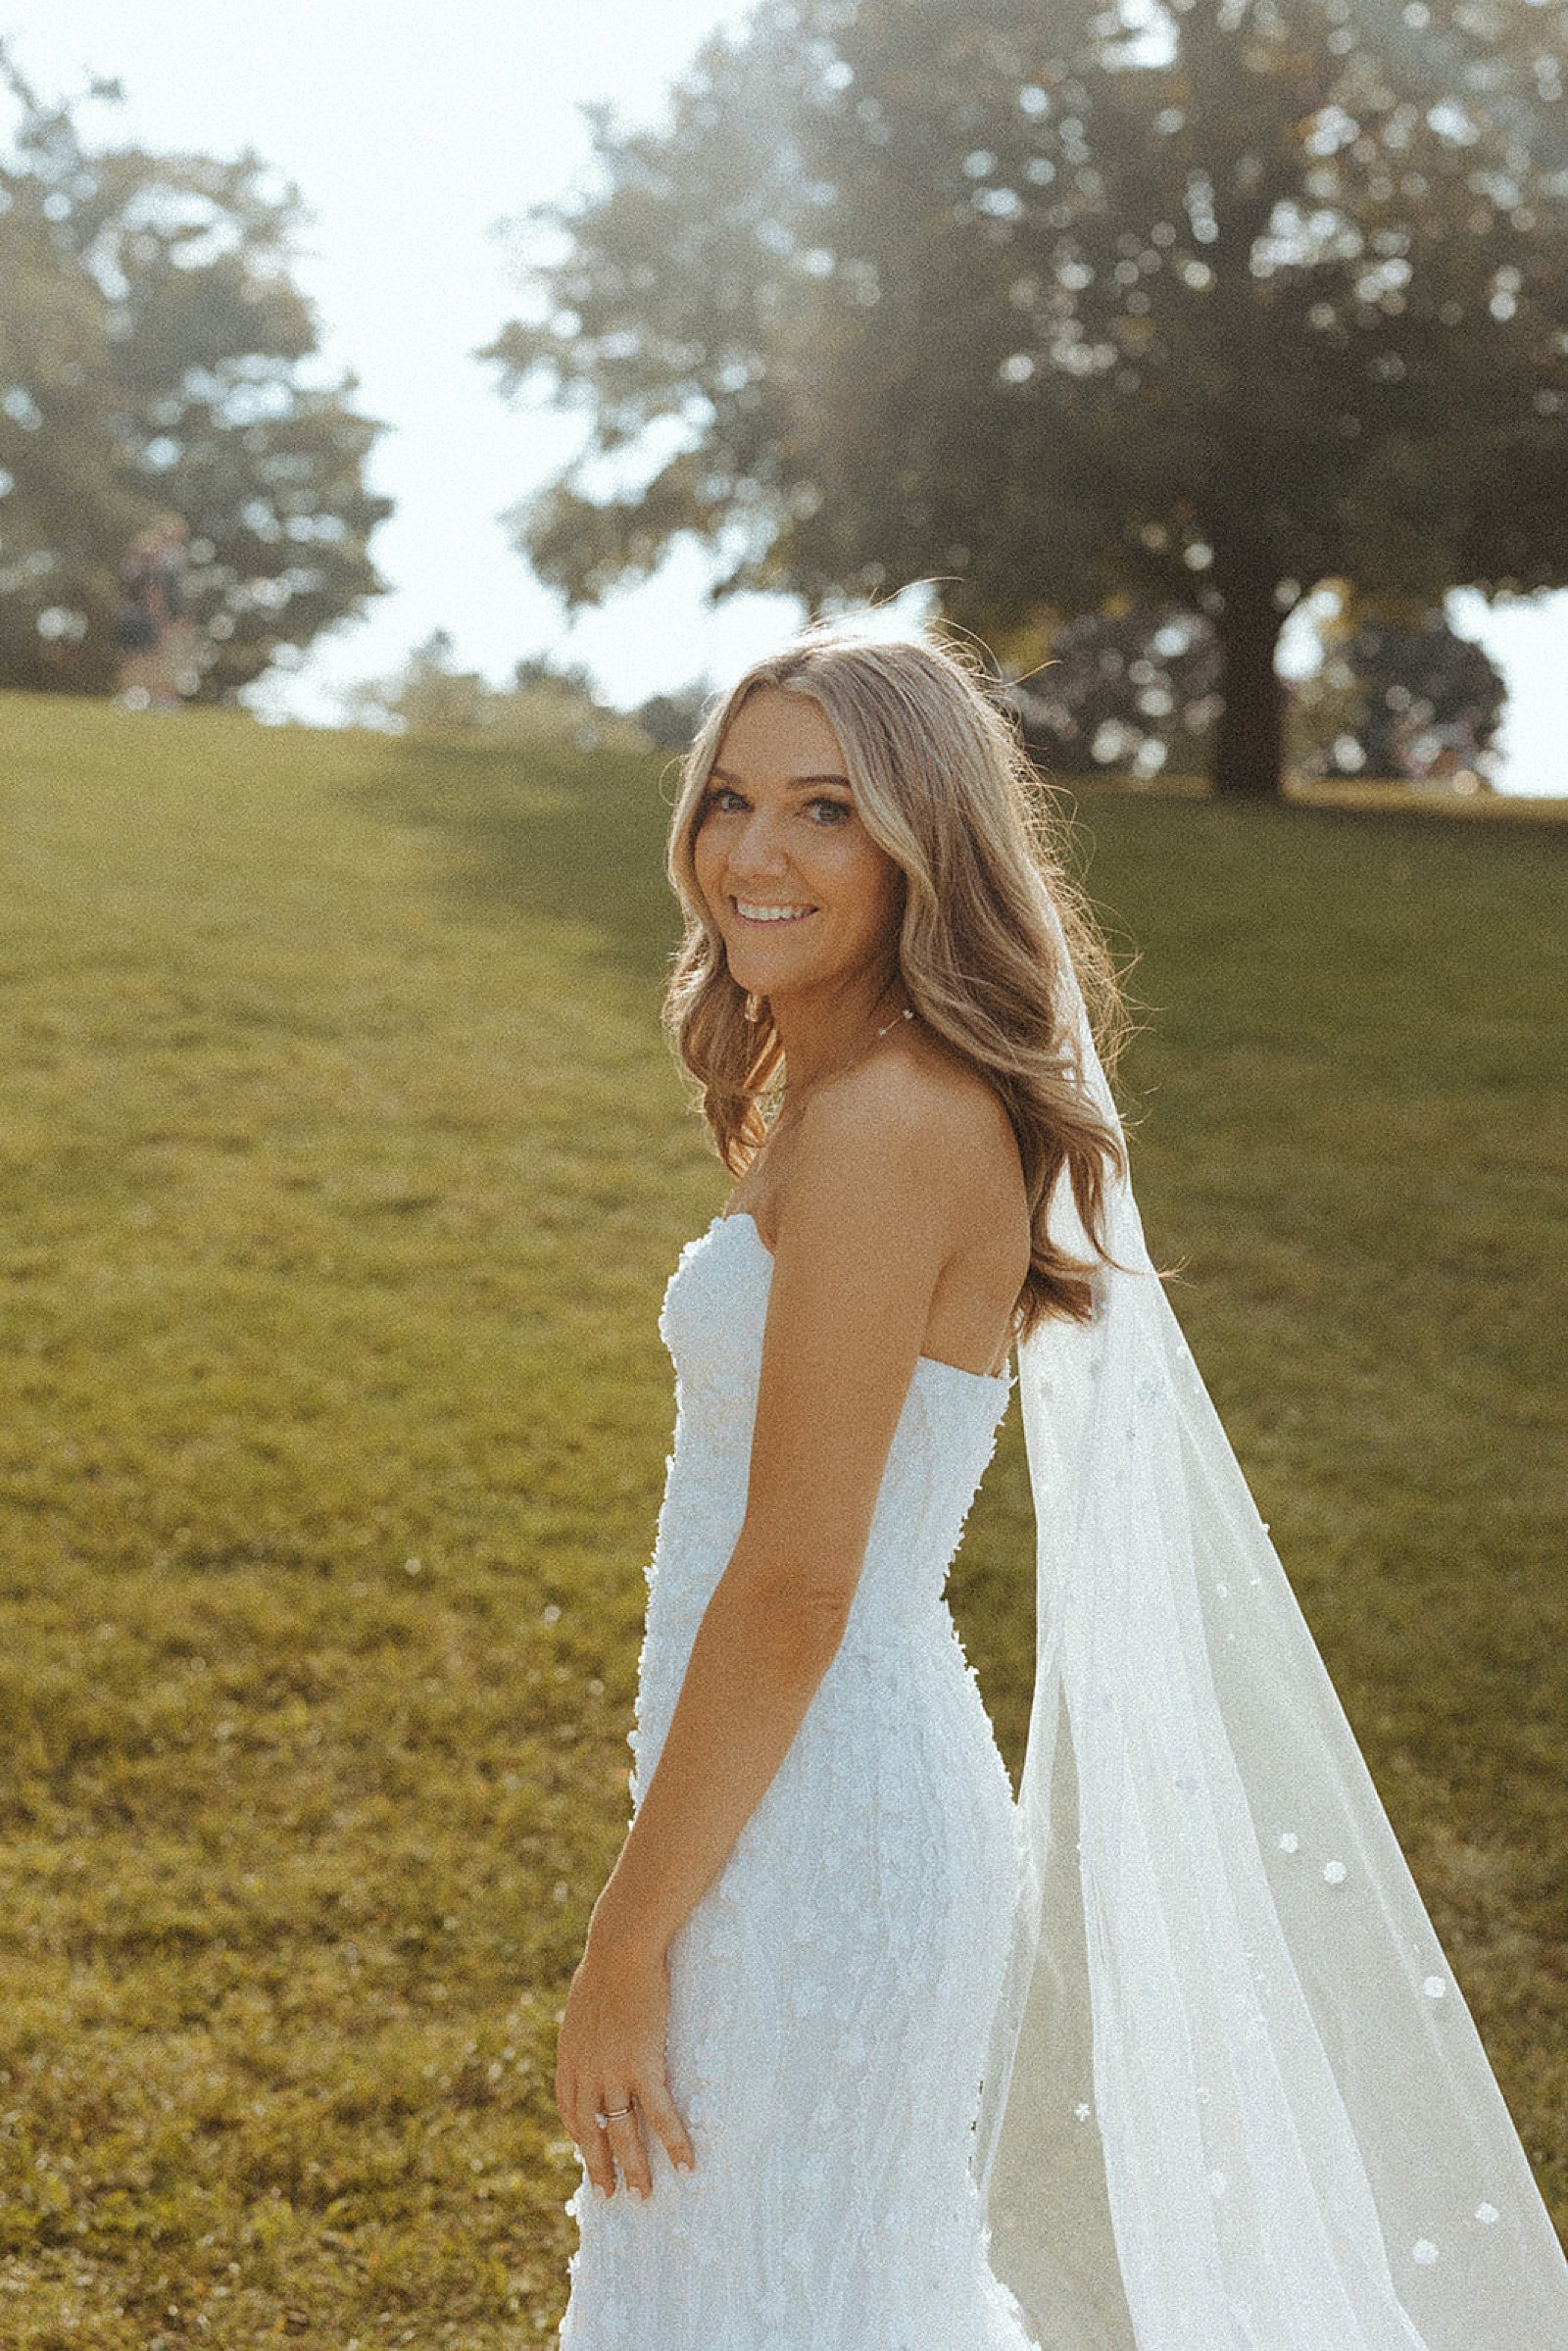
top-left (693, 685), bottom-right (906, 1010)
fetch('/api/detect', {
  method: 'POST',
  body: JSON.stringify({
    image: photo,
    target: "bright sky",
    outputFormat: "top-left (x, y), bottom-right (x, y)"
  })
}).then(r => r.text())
top-left (5, 1), bottom-right (1565, 791)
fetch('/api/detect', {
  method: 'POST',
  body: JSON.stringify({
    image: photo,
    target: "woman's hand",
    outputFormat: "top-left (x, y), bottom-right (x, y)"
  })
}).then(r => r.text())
top-left (556, 1921), bottom-right (695, 2200)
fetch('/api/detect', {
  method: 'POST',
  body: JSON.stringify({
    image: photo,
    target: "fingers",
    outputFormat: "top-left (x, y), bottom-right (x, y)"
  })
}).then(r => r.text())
top-left (604, 2102), bottom-right (651, 2200)
top-left (580, 2113), bottom-right (616, 2198)
top-left (580, 2128), bottom-right (620, 2197)
top-left (560, 2075), bottom-right (616, 2198)
top-left (637, 2073), bottom-right (696, 2179)
top-left (584, 2086), bottom-right (694, 2200)
top-left (563, 2072), bottom-right (695, 2202)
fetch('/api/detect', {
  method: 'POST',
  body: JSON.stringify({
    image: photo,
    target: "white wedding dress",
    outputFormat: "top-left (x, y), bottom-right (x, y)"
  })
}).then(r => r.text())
top-left (558, 1208), bottom-right (1038, 2348)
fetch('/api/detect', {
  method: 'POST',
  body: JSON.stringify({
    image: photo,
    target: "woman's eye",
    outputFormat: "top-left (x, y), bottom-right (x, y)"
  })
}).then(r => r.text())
top-left (701, 788), bottom-right (850, 824)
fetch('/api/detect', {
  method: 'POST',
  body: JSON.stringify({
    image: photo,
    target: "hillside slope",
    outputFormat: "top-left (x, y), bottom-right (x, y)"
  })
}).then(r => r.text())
top-left (1, 690), bottom-right (1562, 2340)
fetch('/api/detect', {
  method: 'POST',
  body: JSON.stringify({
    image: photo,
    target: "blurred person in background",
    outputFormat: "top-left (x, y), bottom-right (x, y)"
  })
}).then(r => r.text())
top-left (115, 515), bottom-right (197, 710)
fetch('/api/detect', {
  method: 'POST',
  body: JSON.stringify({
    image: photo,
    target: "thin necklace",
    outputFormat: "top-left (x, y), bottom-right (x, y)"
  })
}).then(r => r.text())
top-left (771, 989), bottom-right (916, 1139)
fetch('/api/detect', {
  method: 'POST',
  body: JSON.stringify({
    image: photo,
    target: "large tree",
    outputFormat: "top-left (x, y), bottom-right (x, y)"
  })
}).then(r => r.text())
top-left (0, 47), bottom-right (392, 700)
top-left (485, 0), bottom-right (1567, 795)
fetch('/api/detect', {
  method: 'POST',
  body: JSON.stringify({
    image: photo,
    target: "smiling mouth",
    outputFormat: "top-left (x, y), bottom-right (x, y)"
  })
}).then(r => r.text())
top-left (730, 897), bottom-right (818, 926)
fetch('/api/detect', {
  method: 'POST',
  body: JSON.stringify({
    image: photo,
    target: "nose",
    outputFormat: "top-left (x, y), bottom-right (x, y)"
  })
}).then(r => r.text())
top-left (727, 808), bottom-right (796, 884)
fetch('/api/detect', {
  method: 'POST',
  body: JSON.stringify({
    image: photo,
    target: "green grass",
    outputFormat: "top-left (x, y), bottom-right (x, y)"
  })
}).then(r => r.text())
top-left (1, 688), bottom-right (1563, 2343)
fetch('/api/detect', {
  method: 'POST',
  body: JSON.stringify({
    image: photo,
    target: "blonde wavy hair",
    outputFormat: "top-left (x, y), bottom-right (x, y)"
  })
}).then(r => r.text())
top-left (662, 617), bottom-right (1142, 1338)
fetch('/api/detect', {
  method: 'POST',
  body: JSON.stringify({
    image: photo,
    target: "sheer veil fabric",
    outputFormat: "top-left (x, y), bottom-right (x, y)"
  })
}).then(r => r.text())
top-left (974, 877), bottom-right (1568, 2350)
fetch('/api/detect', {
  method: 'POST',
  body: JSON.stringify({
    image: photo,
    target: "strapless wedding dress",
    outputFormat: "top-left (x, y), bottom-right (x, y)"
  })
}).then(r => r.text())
top-left (558, 1210), bottom-right (1038, 2349)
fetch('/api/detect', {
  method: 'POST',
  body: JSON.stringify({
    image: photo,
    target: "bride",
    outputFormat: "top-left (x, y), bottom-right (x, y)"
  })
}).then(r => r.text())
top-left (553, 620), bottom-right (1567, 2349)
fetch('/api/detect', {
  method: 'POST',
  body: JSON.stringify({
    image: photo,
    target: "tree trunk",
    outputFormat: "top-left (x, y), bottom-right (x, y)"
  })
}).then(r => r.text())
top-left (1210, 567), bottom-right (1287, 798)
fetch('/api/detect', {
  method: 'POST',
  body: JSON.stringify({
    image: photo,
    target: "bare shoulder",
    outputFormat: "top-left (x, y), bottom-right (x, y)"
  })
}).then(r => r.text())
top-left (737, 1031), bottom-right (1022, 1594)
top-left (787, 1026), bottom-right (1019, 1246)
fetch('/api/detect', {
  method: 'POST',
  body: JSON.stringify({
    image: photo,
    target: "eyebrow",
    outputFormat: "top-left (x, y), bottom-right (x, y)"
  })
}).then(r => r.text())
top-left (709, 765), bottom-right (854, 790)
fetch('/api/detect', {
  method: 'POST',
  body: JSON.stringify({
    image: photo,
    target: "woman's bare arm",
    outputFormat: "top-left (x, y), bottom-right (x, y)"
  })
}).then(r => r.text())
top-left (591, 1065), bottom-right (960, 1955)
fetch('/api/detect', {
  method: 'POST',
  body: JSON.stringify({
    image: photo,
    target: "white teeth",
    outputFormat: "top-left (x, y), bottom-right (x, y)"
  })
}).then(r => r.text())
top-left (735, 899), bottom-right (815, 922)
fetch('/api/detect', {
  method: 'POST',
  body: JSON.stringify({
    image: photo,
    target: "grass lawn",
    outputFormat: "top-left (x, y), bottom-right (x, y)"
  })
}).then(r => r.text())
top-left (1, 688), bottom-right (1563, 2344)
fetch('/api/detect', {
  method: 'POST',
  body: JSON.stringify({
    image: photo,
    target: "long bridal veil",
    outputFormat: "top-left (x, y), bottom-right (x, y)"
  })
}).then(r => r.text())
top-left (974, 874), bottom-right (1568, 2350)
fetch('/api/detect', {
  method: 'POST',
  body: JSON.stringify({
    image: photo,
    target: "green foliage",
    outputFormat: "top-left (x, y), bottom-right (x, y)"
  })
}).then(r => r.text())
top-left (485, 0), bottom-right (1568, 795)
top-left (1296, 603), bottom-right (1505, 780)
top-left (1009, 603), bottom-right (1222, 775)
top-left (0, 687), bottom-right (1563, 2336)
top-left (341, 629), bottom-right (653, 751)
top-left (0, 44), bottom-right (393, 701)
top-left (634, 681), bottom-right (716, 752)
